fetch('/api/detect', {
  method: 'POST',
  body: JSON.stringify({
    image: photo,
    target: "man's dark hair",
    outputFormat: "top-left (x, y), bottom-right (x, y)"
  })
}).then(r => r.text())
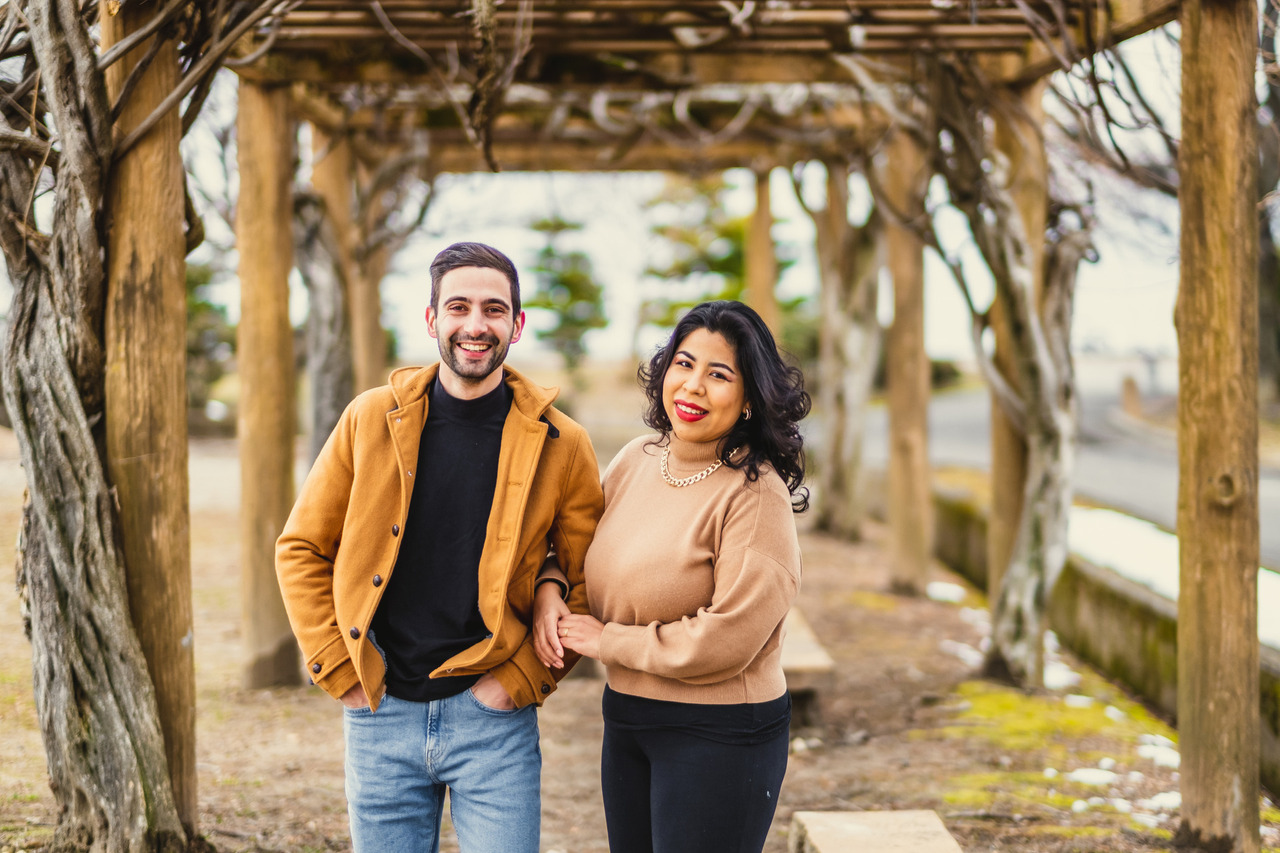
top-left (429, 242), bottom-right (521, 315)
top-left (639, 300), bottom-right (812, 512)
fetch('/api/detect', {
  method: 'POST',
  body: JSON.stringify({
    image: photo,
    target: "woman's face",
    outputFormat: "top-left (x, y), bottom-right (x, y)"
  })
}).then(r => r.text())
top-left (662, 328), bottom-right (748, 445)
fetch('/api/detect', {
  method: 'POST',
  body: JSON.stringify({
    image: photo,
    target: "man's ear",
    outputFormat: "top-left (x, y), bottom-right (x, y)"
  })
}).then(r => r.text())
top-left (510, 310), bottom-right (526, 344)
top-left (425, 306), bottom-right (438, 340)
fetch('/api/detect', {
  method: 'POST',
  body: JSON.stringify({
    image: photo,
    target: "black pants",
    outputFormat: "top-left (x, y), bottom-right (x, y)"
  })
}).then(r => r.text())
top-left (600, 687), bottom-right (791, 853)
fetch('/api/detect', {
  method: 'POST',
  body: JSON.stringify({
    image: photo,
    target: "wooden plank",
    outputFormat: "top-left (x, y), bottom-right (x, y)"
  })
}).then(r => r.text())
top-left (782, 608), bottom-right (835, 695)
top-left (790, 811), bottom-right (963, 853)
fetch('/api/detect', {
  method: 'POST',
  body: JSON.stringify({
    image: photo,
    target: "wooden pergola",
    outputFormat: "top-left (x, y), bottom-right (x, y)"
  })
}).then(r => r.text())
top-left (6, 0), bottom-right (1254, 849)
top-left (220, 2), bottom-right (1260, 849)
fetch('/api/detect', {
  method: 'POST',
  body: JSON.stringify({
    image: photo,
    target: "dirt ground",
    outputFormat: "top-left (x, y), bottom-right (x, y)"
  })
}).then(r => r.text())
top-left (0, 365), bottom-right (1277, 853)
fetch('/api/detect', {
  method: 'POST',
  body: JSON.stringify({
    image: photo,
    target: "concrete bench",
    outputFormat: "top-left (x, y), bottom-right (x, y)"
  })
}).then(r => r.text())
top-left (789, 810), bottom-right (963, 853)
top-left (782, 608), bottom-right (836, 727)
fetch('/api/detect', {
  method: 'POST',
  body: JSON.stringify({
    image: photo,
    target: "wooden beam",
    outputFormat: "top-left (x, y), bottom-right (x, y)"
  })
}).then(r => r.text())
top-left (100, 4), bottom-right (196, 834)
top-left (236, 79), bottom-right (302, 690)
top-left (1175, 0), bottom-right (1261, 841)
top-left (884, 129), bottom-right (932, 596)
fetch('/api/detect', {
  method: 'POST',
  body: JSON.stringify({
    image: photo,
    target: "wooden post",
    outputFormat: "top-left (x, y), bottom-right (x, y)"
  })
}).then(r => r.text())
top-left (308, 126), bottom-right (358, 445)
top-left (746, 166), bottom-right (782, 335)
top-left (100, 6), bottom-right (196, 832)
top-left (884, 131), bottom-right (932, 595)
top-left (236, 79), bottom-right (302, 688)
top-left (987, 80), bottom-right (1047, 602)
top-left (352, 159), bottom-right (390, 393)
top-left (1176, 0), bottom-right (1261, 844)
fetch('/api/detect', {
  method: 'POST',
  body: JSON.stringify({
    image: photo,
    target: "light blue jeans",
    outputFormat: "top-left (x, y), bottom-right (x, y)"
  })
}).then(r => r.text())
top-left (343, 690), bottom-right (541, 853)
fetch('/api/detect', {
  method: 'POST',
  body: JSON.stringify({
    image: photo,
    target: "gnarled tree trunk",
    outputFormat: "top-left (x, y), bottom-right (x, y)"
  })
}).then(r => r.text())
top-left (801, 162), bottom-right (884, 539)
top-left (0, 4), bottom-right (188, 849)
top-left (295, 191), bottom-right (355, 464)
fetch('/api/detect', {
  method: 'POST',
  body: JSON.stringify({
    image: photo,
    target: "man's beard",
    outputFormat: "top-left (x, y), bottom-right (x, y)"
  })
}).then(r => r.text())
top-left (439, 332), bottom-right (510, 385)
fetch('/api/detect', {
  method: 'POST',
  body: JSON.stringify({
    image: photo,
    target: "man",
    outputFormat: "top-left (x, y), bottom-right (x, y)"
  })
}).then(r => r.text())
top-left (276, 241), bottom-right (602, 852)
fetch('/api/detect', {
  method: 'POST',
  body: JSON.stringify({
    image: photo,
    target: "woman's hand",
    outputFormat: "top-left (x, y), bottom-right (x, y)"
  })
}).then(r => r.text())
top-left (533, 580), bottom-right (571, 669)
top-left (558, 613), bottom-right (605, 661)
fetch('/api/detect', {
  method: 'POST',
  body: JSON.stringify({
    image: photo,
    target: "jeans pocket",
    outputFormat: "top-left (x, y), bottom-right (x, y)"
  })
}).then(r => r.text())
top-left (466, 687), bottom-right (522, 716)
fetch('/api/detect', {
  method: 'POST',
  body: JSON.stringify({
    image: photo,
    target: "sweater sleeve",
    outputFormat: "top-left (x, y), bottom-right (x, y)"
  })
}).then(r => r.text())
top-left (597, 476), bottom-right (800, 684)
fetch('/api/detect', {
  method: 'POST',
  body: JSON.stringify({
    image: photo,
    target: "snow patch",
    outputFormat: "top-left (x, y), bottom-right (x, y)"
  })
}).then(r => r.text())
top-left (1044, 660), bottom-right (1081, 690)
top-left (1067, 768), bottom-right (1118, 786)
top-left (1068, 506), bottom-right (1280, 651)
top-left (939, 639), bottom-right (985, 668)
top-left (1138, 791), bottom-right (1182, 812)
top-left (926, 581), bottom-right (968, 603)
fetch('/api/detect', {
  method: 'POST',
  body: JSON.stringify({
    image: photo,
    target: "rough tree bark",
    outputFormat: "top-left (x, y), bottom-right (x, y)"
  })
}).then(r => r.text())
top-left (796, 161), bottom-right (884, 539)
top-left (883, 131), bottom-right (933, 595)
top-left (0, 3), bottom-right (188, 850)
top-left (1176, 0), bottom-right (1262, 843)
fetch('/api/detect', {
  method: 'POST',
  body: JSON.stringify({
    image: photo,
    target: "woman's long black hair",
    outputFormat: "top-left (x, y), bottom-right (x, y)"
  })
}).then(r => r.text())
top-left (639, 301), bottom-right (811, 512)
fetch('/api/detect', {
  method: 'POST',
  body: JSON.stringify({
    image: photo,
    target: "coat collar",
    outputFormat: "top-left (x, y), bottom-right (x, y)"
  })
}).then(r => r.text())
top-left (388, 363), bottom-right (560, 423)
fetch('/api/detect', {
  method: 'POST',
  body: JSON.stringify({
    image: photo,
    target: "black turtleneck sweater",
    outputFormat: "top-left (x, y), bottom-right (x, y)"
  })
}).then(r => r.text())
top-left (371, 377), bottom-right (511, 702)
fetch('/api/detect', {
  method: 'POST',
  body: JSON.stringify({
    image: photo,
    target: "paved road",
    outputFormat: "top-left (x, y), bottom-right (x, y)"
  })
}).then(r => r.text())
top-left (864, 373), bottom-right (1280, 571)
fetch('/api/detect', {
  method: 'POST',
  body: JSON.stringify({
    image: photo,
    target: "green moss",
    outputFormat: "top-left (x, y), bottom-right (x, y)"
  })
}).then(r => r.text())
top-left (942, 787), bottom-right (994, 808)
top-left (932, 680), bottom-right (1159, 752)
top-left (1023, 825), bottom-right (1114, 838)
top-left (942, 769), bottom-right (1102, 814)
top-left (843, 590), bottom-right (900, 612)
top-left (1263, 805), bottom-right (1280, 824)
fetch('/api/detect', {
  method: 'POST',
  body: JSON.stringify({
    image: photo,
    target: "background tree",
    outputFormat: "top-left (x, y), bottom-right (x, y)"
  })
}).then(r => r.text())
top-left (790, 159), bottom-right (884, 540)
top-left (638, 172), bottom-right (801, 344)
top-left (846, 53), bottom-right (1095, 687)
top-left (185, 262), bottom-right (236, 434)
top-left (1051, 24), bottom-right (1280, 406)
top-left (526, 216), bottom-right (608, 413)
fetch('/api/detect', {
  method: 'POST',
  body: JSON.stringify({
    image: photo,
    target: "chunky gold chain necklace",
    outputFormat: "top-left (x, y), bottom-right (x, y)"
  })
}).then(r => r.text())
top-left (660, 447), bottom-right (722, 488)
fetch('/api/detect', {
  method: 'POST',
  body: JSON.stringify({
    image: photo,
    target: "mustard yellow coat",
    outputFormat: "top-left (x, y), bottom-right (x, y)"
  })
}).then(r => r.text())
top-left (275, 364), bottom-right (603, 710)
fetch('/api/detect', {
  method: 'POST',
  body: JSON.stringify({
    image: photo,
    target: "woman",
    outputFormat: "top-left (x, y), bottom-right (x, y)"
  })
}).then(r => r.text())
top-left (534, 300), bottom-right (810, 853)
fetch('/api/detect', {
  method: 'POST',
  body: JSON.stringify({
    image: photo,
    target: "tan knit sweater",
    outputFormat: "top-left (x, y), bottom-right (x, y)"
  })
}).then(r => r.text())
top-left (586, 434), bottom-right (802, 705)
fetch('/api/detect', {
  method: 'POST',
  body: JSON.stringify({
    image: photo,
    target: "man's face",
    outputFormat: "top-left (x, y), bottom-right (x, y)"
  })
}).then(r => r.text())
top-left (427, 266), bottom-right (525, 396)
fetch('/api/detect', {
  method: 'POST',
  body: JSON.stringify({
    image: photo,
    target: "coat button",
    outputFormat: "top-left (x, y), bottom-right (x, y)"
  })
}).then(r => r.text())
top-left (350, 627), bottom-right (361, 639)
top-left (311, 663), bottom-right (322, 674)
top-left (392, 524), bottom-right (400, 536)
top-left (540, 683), bottom-right (551, 695)
top-left (372, 574), bottom-right (383, 587)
